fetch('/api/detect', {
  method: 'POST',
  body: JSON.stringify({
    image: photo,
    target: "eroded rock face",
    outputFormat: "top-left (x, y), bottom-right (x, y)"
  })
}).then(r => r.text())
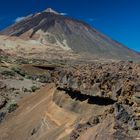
top-left (0, 59), bottom-right (140, 140)
top-left (113, 103), bottom-right (131, 123)
top-left (50, 61), bottom-right (140, 139)
top-left (72, 115), bottom-right (133, 140)
top-left (53, 61), bottom-right (140, 105)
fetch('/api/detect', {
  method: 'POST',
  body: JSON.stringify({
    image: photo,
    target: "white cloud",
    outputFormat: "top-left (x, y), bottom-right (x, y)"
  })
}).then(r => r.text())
top-left (87, 18), bottom-right (97, 22)
top-left (88, 18), bottom-right (94, 22)
top-left (15, 17), bottom-right (25, 23)
top-left (60, 13), bottom-right (68, 16)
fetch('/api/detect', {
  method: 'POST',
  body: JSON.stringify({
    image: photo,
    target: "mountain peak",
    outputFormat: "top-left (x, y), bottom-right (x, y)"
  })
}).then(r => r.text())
top-left (44, 8), bottom-right (59, 15)
top-left (0, 8), bottom-right (140, 61)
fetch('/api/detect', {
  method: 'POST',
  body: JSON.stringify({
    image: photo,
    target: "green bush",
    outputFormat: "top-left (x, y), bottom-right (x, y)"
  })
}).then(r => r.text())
top-left (12, 67), bottom-right (26, 77)
top-left (7, 101), bottom-right (18, 113)
top-left (1, 70), bottom-right (16, 77)
top-left (31, 86), bottom-right (39, 92)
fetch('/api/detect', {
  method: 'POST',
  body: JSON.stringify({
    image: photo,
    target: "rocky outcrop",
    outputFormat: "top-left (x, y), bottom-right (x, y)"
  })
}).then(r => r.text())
top-left (0, 58), bottom-right (140, 139)
top-left (50, 61), bottom-right (140, 139)
top-left (53, 61), bottom-right (140, 106)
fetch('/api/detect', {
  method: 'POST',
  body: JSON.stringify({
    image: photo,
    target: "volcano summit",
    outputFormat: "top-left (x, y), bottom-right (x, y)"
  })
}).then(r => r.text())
top-left (0, 8), bottom-right (140, 61)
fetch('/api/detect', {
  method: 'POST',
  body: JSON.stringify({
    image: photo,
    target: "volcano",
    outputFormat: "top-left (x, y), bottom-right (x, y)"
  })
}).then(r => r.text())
top-left (0, 8), bottom-right (139, 60)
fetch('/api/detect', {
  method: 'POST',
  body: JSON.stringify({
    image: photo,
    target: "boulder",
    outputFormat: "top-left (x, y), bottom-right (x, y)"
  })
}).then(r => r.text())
top-left (0, 112), bottom-right (6, 122)
top-left (135, 84), bottom-right (140, 92)
top-left (113, 103), bottom-right (130, 123)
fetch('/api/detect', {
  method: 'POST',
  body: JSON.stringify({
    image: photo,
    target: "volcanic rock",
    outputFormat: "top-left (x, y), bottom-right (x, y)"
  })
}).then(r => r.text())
top-left (0, 8), bottom-right (140, 60)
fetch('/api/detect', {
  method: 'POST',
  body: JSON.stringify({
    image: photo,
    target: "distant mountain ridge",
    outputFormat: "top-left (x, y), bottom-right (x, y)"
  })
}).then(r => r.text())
top-left (0, 8), bottom-right (140, 60)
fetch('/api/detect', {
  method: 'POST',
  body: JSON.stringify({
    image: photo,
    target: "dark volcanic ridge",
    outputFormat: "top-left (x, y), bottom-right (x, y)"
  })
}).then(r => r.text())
top-left (0, 8), bottom-right (140, 61)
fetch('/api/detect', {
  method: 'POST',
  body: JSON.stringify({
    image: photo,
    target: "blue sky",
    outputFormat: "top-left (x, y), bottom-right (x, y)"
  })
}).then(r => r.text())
top-left (0, 0), bottom-right (140, 52)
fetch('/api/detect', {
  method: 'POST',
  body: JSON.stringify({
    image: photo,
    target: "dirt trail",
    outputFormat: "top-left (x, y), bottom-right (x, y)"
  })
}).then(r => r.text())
top-left (0, 84), bottom-right (79, 140)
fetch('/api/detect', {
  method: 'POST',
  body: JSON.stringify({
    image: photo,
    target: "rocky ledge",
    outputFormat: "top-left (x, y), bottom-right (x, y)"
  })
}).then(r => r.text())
top-left (0, 58), bottom-right (140, 139)
top-left (51, 61), bottom-right (140, 139)
top-left (53, 61), bottom-right (140, 105)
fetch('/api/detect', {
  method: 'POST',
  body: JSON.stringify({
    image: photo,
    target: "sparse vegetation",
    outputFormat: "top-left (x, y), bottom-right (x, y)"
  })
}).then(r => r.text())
top-left (12, 67), bottom-right (27, 77)
top-left (11, 66), bottom-right (51, 83)
top-left (19, 77), bottom-right (24, 81)
top-left (25, 74), bottom-right (51, 83)
top-left (6, 101), bottom-right (18, 113)
top-left (31, 86), bottom-right (39, 92)
top-left (1, 70), bottom-right (16, 77)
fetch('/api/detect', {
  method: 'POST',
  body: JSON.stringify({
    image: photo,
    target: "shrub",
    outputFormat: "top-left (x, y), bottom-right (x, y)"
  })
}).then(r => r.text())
top-left (12, 67), bottom-right (26, 77)
top-left (22, 87), bottom-right (32, 92)
top-left (1, 70), bottom-right (16, 77)
top-left (19, 77), bottom-right (24, 81)
top-left (38, 75), bottom-right (50, 83)
top-left (7, 101), bottom-right (18, 113)
top-left (31, 86), bottom-right (39, 92)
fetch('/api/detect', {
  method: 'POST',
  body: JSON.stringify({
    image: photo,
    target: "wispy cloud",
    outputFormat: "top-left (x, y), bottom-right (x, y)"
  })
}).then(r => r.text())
top-left (87, 18), bottom-right (97, 22)
top-left (15, 17), bottom-right (25, 23)
top-left (60, 13), bottom-right (68, 16)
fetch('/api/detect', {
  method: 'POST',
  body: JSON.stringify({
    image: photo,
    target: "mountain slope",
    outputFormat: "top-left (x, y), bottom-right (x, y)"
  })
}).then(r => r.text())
top-left (0, 8), bottom-right (139, 60)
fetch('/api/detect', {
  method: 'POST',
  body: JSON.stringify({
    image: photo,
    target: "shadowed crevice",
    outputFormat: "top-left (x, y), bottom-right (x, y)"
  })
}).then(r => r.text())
top-left (33, 65), bottom-right (56, 71)
top-left (57, 87), bottom-right (116, 106)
